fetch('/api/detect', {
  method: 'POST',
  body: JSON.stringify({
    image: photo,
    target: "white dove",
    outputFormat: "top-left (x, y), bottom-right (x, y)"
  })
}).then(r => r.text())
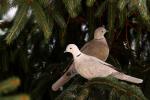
top-left (52, 26), bottom-right (109, 91)
top-left (64, 44), bottom-right (143, 83)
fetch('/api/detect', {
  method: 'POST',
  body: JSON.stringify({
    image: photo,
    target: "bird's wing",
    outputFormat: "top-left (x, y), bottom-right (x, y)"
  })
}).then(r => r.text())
top-left (81, 39), bottom-right (107, 52)
top-left (81, 39), bottom-right (109, 61)
top-left (76, 54), bottom-right (116, 78)
top-left (89, 56), bottom-right (122, 72)
top-left (90, 56), bottom-right (112, 66)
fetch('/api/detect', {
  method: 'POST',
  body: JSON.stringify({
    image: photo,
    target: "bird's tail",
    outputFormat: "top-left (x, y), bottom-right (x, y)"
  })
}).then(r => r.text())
top-left (52, 65), bottom-right (77, 91)
top-left (112, 72), bottom-right (143, 84)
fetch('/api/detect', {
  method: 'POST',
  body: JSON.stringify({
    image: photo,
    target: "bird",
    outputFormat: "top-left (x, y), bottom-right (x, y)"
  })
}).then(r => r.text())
top-left (52, 26), bottom-right (109, 91)
top-left (64, 44), bottom-right (143, 83)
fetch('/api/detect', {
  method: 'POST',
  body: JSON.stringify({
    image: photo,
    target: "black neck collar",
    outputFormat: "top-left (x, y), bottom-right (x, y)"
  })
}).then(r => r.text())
top-left (76, 53), bottom-right (81, 57)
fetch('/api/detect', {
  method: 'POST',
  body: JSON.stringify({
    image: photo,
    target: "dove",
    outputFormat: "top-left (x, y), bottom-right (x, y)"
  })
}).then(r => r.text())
top-left (64, 44), bottom-right (143, 84)
top-left (52, 26), bottom-right (109, 91)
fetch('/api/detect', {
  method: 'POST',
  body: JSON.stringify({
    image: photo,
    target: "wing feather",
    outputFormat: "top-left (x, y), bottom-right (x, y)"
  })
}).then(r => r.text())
top-left (88, 55), bottom-right (122, 72)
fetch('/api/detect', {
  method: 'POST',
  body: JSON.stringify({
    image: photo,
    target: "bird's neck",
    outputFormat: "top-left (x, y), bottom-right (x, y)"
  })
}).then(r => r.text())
top-left (94, 36), bottom-right (105, 40)
top-left (73, 52), bottom-right (82, 60)
top-left (76, 53), bottom-right (81, 57)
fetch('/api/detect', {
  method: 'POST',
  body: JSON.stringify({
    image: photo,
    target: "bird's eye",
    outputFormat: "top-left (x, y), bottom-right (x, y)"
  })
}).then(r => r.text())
top-left (70, 48), bottom-right (72, 49)
top-left (102, 31), bottom-right (103, 32)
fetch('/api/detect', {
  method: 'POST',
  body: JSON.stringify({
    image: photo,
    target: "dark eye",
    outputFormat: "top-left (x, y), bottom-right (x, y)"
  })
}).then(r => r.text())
top-left (102, 31), bottom-right (103, 32)
top-left (70, 48), bottom-right (72, 49)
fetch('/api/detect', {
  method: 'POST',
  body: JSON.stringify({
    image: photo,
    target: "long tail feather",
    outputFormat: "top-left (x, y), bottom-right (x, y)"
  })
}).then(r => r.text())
top-left (52, 65), bottom-right (77, 91)
top-left (112, 72), bottom-right (143, 84)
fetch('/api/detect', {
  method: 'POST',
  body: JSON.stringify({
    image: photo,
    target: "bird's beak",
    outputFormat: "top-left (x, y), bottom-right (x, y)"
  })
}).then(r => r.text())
top-left (64, 50), bottom-right (67, 53)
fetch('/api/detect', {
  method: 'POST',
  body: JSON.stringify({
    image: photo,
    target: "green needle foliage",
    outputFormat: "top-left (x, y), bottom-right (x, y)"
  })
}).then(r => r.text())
top-left (95, 1), bottom-right (107, 17)
top-left (0, 0), bottom-right (149, 44)
top-left (0, 77), bottom-right (20, 94)
top-left (5, 4), bottom-right (29, 44)
top-left (50, 5), bottom-right (66, 29)
top-left (38, 0), bottom-right (50, 7)
top-left (0, 0), bottom-right (150, 100)
top-left (31, 1), bottom-right (52, 41)
top-left (130, 0), bottom-right (150, 23)
top-left (56, 77), bottom-right (147, 100)
top-left (0, 0), bottom-right (9, 15)
top-left (0, 94), bottom-right (30, 100)
top-left (86, 0), bottom-right (96, 7)
top-left (107, 0), bottom-right (117, 39)
top-left (117, 0), bottom-right (128, 11)
top-left (63, 0), bottom-right (81, 18)
top-left (0, 77), bottom-right (31, 100)
top-left (84, 77), bottom-right (147, 100)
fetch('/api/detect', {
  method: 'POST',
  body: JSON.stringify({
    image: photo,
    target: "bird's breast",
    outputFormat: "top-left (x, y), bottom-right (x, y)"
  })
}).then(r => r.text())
top-left (74, 59), bottom-right (95, 79)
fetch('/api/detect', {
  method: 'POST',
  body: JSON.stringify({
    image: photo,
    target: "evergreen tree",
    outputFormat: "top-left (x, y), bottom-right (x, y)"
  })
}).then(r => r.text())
top-left (0, 0), bottom-right (150, 99)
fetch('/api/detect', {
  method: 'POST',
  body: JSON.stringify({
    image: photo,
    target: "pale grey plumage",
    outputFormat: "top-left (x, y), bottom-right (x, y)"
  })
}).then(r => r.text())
top-left (52, 26), bottom-right (109, 91)
top-left (65, 44), bottom-right (143, 84)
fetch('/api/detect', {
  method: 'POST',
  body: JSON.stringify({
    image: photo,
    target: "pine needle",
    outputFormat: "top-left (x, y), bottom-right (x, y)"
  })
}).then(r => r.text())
top-left (31, 1), bottom-right (52, 41)
top-left (86, 0), bottom-right (95, 7)
top-left (0, 0), bottom-right (10, 15)
top-left (5, 5), bottom-right (29, 44)
top-left (63, 0), bottom-right (81, 18)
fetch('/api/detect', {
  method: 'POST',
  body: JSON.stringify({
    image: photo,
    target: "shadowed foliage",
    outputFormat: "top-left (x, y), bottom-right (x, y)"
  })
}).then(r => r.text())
top-left (0, 0), bottom-right (150, 100)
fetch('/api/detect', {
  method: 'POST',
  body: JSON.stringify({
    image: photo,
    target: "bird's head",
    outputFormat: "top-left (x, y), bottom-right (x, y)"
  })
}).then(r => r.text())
top-left (64, 44), bottom-right (81, 58)
top-left (94, 26), bottom-right (108, 39)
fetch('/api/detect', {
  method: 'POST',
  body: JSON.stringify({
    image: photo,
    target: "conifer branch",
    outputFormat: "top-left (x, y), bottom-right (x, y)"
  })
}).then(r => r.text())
top-left (0, 94), bottom-right (30, 100)
top-left (119, 8), bottom-right (127, 29)
top-left (0, 0), bottom-right (10, 15)
top-left (0, 77), bottom-right (20, 94)
top-left (38, 0), bottom-right (51, 7)
top-left (80, 77), bottom-right (147, 100)
top-left (5, 5), bottom-right (29, 44)
top-left (86, 0), bottom-right (95, 7)
top-left (31, 1), bottom-right (52, 41)
top-left (55, 77), bottom-right (147, 100)
top-left (95, 1), bottom-right (106, 17)
top-left (118, 0), bottom-right (128, 11)
top-left (107, 0), bottom-right (117, 39)
top-left (63, 0), bottom-right (81, 18)
top-left (129, 0), bottom-right (150, 23)
top-left (51, 6), bottom-right (66, 29)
